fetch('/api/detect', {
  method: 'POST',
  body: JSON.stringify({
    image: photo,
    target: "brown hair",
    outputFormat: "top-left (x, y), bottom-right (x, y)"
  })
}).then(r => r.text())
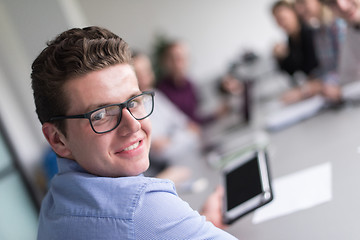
top-left (271, 0), bottom-right (297, 15)
top-left (31, 26), bottom-right (132, 135)
top-left (319, 4), bottom-right (336, 25)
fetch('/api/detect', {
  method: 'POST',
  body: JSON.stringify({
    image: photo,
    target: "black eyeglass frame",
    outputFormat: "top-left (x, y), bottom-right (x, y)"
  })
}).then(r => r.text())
top-left (318, 0), bottom-right (337, 5)
top-left (48, 91), bottom-right (155, 134)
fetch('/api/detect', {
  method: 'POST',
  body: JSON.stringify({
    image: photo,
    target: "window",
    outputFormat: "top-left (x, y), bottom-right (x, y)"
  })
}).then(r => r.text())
top-left (0, 119), bottom-right (38, 240)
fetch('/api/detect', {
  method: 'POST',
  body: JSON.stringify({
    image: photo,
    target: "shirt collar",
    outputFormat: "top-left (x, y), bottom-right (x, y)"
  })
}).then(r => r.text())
top-left (56, 157), bottom-right (87, 174)
top-left (56, 156), bottom-right (145, 177)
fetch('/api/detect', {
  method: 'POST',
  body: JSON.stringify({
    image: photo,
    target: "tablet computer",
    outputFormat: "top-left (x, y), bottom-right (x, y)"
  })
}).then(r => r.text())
top-left (222, 148), bottom-right (273, 224)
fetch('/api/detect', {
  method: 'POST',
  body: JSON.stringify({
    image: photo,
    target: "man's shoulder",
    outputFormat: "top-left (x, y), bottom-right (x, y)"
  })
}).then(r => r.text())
top-left (43, 174), bottom-right (176, 219)
top-left (130, 176), bottom-right (177, 198)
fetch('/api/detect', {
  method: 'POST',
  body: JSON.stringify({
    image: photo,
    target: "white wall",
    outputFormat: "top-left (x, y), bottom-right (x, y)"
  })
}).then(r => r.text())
top-left (0, 1), bottom-right (46, 176)
top-left (78, 0), bottom-right (284, 83)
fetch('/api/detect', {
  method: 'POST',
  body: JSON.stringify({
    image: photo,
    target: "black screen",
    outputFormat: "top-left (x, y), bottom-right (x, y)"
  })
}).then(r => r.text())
top-left (226, 156), bottom-right (262, 211)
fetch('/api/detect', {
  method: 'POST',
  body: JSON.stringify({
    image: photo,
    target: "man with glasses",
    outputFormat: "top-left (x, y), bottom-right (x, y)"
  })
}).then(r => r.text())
top-left (319, 0), bottom-right (360, 95)
top-left (32, 26), bottom-right (236, 239)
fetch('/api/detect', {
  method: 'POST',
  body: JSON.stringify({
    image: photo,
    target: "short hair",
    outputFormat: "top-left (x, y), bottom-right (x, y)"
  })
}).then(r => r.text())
top-left (31, 26), bottom-right (132, 135)
top-left (160, 40), bottom-right (183, 60)
top-left (271, 0), bottom-right (296, 14)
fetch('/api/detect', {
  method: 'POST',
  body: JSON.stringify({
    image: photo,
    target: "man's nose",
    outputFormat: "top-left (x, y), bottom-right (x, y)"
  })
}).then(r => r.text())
top-left (116, 108), bottom-right (141, 136)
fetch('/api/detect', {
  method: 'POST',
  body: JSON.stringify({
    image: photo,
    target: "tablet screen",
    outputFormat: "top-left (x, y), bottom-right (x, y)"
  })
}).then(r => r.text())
top-left (222, 149), bottom-right (273, 224)
top-left (225, 155), bottom-right (262, 211)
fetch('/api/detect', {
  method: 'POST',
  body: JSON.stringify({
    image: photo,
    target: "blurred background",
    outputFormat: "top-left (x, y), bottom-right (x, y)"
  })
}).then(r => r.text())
top-left (4, 0), bottom-right (360, 239)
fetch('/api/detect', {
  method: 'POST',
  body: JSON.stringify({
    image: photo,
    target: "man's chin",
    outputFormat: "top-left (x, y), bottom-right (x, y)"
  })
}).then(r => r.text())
top-left (129, 159), bottom-right (150, 177)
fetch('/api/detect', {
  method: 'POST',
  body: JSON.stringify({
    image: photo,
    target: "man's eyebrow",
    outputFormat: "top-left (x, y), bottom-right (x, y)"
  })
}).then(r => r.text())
top-left (82, 103), bottom-right (111, 114)
top-left (84, 91), bottom-right (143, 113)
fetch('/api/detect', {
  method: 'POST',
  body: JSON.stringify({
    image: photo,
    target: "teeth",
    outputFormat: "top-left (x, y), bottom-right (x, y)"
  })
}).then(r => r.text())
top-left (123, 142), bottom-right (139, 151)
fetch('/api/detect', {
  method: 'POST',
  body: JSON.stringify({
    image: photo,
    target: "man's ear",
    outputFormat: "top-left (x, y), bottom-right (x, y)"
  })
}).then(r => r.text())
top-left (42, 122), bottom-right (72, 158)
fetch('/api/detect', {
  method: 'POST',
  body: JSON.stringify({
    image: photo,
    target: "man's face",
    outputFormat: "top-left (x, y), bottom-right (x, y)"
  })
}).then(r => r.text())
top-left (331, 0), bottom-right (360, 24)
top-left (61, 64), bottom-right (152, 177)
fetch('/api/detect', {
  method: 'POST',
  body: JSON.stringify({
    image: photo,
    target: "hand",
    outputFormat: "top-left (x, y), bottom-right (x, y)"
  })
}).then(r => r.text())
top-left (187, 121), bottom-right (202, 135)
top-left (273, 43), bottom-right (288, 59)
top-left (281, 88), bottom-right (303, 104)
top-left (221, 75), bottom-right (243, 96)
top-left (201, 186), bottom-right (228, 229)
top-left (322, 84), bottom-right (342, 102)
top-left (215, 103), bottom-right (231, 119)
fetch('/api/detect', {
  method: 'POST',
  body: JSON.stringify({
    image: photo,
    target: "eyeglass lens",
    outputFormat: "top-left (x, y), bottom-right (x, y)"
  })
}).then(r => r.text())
top-left (89, 93), bottom-right (153, 133)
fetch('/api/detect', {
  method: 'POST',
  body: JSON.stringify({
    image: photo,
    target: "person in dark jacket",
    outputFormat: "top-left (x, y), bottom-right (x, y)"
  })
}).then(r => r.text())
top-left (272, 0), bottom-right (322, 104)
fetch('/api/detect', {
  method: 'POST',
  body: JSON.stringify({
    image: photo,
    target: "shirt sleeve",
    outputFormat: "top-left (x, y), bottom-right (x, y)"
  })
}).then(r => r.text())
top-left (133, 181), bottom-right (238, 240)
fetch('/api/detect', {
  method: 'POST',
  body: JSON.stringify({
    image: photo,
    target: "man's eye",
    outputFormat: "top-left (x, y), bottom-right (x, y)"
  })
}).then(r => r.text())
top-left (128, 100), bottom-right (140, 109)
top-left (91, 110), bottom-right (106, 121)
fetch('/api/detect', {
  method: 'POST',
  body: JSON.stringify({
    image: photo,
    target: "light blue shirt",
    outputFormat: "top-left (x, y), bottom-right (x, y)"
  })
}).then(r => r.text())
top-left (37, 157), bottom-right (237, 240)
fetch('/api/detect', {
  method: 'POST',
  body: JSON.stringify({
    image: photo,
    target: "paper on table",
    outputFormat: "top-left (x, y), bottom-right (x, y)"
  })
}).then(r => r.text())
top-left (252, 162), bottom-right (332, 224)
top-left (265, 95), bottom-right (326, 131)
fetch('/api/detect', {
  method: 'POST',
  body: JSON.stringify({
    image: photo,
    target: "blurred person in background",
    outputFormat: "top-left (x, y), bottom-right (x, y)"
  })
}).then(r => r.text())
top-left (133, 52), bottom-right (202, 188)
top-left (295, 0), bottom-right (346, 103)
top-left (272, 0), bottom-right (321, 104)
top-left (217, 73), bottom-right (248, 122)
top-left (157, 41), bottom-right (228, 124)
top-left (319, 0), bottom-right (360, 89)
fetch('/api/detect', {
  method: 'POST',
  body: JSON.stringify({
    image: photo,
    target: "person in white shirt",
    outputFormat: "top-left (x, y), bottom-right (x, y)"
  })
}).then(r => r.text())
top-left (133, 53), bottom-right (202, 185)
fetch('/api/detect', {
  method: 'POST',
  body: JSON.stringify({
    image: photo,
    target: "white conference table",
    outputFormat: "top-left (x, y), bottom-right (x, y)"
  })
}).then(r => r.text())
top-left (179, 102), bottom-right (360, 240)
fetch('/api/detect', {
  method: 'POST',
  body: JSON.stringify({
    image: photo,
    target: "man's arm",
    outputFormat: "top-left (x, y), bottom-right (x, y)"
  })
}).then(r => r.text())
top-left (133, 181), bottom-right (237, 240)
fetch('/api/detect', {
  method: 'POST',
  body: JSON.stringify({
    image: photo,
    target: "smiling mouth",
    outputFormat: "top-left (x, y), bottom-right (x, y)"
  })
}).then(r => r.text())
top-left (122, 141), bottom-right (140, 152)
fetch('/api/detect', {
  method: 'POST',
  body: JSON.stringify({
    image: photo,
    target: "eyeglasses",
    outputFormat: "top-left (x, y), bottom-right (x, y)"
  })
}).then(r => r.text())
top-left (318, 0), bottom-right (337, 5)
top-left (49, 91), bottom-right (155, 134)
